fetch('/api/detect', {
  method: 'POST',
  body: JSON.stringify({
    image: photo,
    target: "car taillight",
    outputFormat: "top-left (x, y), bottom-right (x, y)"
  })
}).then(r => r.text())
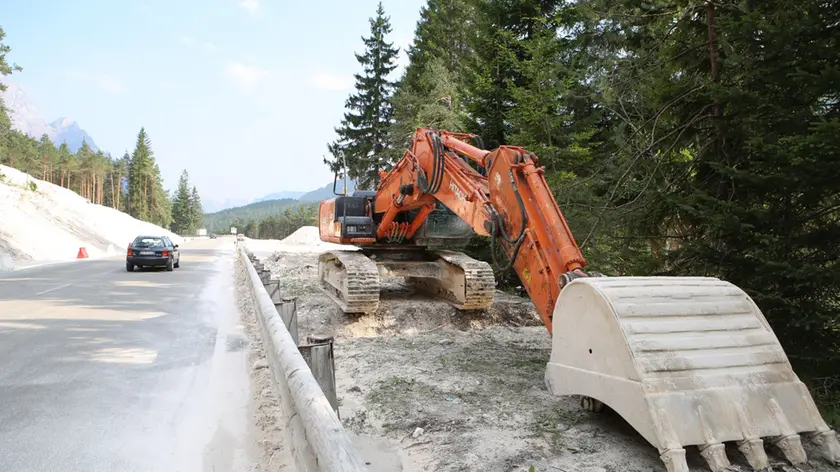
top-left (162, 250), bottom-right (169, 257)
top-left (127, 248), bottom-right (133, 256)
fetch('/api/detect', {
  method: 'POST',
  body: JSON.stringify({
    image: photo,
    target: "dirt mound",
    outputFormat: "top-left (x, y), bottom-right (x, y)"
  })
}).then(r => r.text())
top-left (279, 226), bottom-right (321, 246)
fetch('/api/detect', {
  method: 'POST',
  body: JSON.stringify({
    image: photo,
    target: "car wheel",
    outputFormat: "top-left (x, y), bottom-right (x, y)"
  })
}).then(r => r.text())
top-left (166, 259), bottom-right (174, 271)
top-left (126, 262), bottom-right (134, 272)
top-left (174, 259), bottom-right (180, 269)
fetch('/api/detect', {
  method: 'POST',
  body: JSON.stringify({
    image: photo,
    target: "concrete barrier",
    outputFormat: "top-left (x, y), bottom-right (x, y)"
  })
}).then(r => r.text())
top-left (238, 245), bottom-right (368, 472)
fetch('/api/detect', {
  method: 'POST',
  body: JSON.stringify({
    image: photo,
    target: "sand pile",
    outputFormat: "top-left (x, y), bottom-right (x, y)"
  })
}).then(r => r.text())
top-left (279, 226), bottom-right (321, 245)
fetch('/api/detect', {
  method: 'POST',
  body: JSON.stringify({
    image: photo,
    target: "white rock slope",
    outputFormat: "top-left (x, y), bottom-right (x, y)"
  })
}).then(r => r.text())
top-left (0, 164), bottom-right (182, 267)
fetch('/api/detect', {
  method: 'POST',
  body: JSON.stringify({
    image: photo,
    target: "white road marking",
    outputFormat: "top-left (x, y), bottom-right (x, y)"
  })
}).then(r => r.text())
top-left (35, 283), bottom-right (71, 296)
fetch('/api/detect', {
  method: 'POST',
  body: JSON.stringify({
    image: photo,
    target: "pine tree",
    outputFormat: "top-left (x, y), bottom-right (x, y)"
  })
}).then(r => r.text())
top-left (588, 0), bottom-right (840, 377)
top-left (325, 2), bottom-right (400, 189)
top-left (148, 162), bottom-right (172, 228)
top-left (462, 0), bottom-right (563, 148)
top-left (127, 128), bottom-right (152, 220)
top-left (112, 152), bottom-right (129, 210)
top-left (170, 170), bottom-right (191, 234)
top-left (390, 57), bottom-right (467, 147)
top-left (0, 26), bottom-right (21, 89)
top-left (189, 186), bottom-right (204, 232)
top-left (0, 25), bottom-right (15, 159)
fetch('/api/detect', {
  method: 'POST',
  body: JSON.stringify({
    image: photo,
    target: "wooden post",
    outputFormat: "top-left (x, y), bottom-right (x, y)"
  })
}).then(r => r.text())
top-left (299, 335), bottom-right (339, 419)
top-left (266, 280), bottom-right (282, 303)
top-left (275, 297), bottom-right (298, 345)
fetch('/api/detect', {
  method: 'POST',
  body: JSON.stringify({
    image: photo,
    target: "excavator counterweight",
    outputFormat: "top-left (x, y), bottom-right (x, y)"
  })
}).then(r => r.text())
top-left (316, 128), bottom-right (839, 471)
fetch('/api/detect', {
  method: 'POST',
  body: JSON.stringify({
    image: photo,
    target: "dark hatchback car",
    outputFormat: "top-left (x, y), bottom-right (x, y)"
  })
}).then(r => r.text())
top-left (126, 235), bottom-right (180, 272)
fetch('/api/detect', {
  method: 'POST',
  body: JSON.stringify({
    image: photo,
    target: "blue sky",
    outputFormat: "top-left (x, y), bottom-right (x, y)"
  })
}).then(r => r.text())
top-left (1, 0), bottom-right (424, 203)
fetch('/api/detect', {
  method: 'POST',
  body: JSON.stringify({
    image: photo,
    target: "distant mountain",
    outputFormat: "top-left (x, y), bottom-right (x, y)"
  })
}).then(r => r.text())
top-left (202, 178), bottom-right (363, 215)
top-left (255, 190), bottom-right (306, 202)
top-left (0, 81), bottom-right (98, 153)
top-left (203, 198), bottom-right (304, 233)
top-left (298, 178), bottom-right (358, 202)
top-left (49, 117), bottom-right (98, 153)
top-left (202, 197), bottom-right (251, 214)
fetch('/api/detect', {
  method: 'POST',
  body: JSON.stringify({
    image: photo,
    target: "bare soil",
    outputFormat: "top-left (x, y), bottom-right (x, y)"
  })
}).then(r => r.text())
top-left (242, 230), bottom-right (839, 472)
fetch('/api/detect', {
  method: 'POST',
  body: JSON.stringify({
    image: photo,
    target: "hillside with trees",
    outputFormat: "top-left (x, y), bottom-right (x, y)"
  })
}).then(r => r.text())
top-left (203, 199), bottom-right (317, 239)
top-left (328, 0), bottom-right (840, 421)
top-left (0, 26), bottom-right (201, 235)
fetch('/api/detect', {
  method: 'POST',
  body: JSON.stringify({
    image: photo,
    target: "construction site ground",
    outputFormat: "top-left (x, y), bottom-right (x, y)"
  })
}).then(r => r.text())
top-left (241, 228), bottom-right (837, 472)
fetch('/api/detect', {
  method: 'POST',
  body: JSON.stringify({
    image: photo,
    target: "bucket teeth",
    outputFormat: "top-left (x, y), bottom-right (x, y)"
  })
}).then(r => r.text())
top-left (772, 434), bottom-right (808, 466)
top-left (808, 430), bottom-right (840, 464)
top-left (660, 448), bottom-right (689, 472)
top-left (737, 438), bottom-right (769, 470)
top-left (699, 443), bottom-right (730, 472)
top-left (767, 398), bottom-right (808, 466)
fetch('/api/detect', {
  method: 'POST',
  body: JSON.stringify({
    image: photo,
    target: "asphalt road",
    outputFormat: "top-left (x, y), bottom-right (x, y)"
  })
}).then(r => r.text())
top-left (0, 238), bottom-right (255, 472)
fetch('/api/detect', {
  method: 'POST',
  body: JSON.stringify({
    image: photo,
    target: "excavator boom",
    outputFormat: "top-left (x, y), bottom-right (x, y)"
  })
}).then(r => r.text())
top-left (317, 128), bottom-right (840, 472)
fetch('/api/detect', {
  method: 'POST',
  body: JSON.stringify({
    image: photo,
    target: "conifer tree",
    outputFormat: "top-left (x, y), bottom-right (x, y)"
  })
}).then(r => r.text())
top-left (189, 186), bottom-right (203, 232)
top-left (325, 2), bottom-right (400, 189)
top-left (127, 128), bottom-right (152, 220)
top-left (170, 170), bottom-right (192, 234)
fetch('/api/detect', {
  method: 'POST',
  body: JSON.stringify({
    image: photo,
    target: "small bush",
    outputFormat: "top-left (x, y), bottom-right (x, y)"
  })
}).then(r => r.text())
top-left (28, 181), bottom-right (37, 191)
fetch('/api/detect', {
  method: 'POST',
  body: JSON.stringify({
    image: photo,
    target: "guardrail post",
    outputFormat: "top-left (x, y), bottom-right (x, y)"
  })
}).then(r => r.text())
top-left (266, 280), bottom-right (282, 303)
top-left (299, 334), bottom-right (340, 419)
top-left (274, 297), bottom-right (299, 345)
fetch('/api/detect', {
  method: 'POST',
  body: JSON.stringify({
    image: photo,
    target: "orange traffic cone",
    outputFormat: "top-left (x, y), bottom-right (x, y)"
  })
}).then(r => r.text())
top-left (77, 247), bottom-right (89, 259)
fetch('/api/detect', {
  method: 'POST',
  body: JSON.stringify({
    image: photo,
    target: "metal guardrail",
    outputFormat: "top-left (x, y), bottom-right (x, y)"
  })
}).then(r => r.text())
top-left (238, 245), bottom-right (367, 472)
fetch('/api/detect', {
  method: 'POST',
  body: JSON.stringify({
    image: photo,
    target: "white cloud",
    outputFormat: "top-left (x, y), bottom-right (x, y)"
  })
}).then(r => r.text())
top-left (225, 62), bottom-right (270, 89)
top-left (204, 42), bottom-right (216, 53)
top-left (180, 36), bottom-right (195, 47)
top-left (311, 71), bottom-right (354, 92)
top-left (66, 71), bottom-right (126, 94)
top-left (238, 0), bottom-right (259, 12)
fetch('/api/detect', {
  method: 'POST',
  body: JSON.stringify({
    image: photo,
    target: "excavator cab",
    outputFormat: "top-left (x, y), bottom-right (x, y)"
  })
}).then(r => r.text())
top-left (319, 190), bottom-right (377, 243)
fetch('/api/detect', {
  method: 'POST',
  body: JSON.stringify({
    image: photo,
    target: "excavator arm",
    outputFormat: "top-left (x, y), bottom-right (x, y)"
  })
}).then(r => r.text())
top-left (373, 128), bottom-right (588, 331)
top-left (317, 128), bottom-right (840, 472)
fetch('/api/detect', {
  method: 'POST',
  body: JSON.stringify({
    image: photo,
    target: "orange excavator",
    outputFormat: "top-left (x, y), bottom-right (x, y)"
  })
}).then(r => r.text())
top-left (317, 128), bottom-right (839, 472)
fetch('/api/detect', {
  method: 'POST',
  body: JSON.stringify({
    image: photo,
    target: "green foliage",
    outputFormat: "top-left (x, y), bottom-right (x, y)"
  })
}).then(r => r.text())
top-left (0, 26), bottom-right (22, 85)
top-left (204, 199), bottom-right (317, 238)
top-left (170, 170), bottom-right (204, 235)
top-left (189, 186), bottom-right (203, 232)
top-left (581, 0), bottom-right (840, 378)
top-left (122, 127), bottom-right (172, 228)
top-left (325, 2), bottom-right (400, 189)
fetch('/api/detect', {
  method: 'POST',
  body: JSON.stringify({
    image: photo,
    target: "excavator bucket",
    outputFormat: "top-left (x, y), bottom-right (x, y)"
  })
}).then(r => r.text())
top-left (544, 276), bottom-right (840, 472)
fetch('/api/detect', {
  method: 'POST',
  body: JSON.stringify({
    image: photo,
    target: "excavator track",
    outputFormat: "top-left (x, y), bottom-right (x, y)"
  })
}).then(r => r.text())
top-left (406, 250), bottom-right (496, 310)
top-left (317, 250), bottom-right (380, 314)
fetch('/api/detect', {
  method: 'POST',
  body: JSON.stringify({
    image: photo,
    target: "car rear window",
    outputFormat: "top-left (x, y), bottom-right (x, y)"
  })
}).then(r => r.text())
top-left (133, 237), bottom-right (165, 247)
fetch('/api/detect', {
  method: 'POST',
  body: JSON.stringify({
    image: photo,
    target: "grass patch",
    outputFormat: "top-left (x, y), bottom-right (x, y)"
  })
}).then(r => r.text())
top-left (805, 375), bottom-right (840, 428)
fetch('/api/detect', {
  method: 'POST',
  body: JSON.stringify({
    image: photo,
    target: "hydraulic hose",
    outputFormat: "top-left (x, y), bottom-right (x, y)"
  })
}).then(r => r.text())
top-left (419, 131), bottom-right (445, 195)
top-left (490, 157), bottom-right (528, 274)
